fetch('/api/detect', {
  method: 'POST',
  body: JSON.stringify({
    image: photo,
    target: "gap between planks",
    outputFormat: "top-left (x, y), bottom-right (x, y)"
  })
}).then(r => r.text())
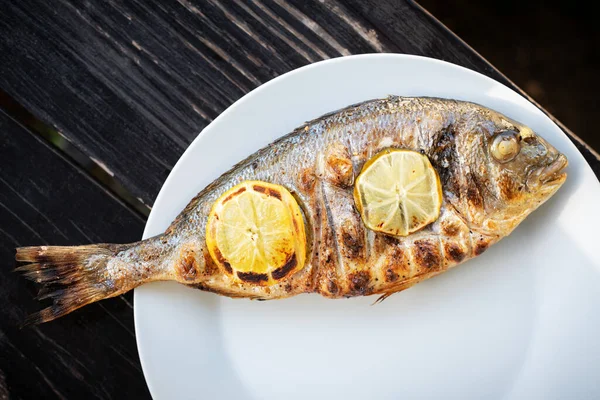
top-left (0, 90), bottom-right (152, 218)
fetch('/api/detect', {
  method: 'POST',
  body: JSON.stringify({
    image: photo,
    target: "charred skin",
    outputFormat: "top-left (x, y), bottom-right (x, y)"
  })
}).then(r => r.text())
top-left (16, 97), bottom-right (567, 323)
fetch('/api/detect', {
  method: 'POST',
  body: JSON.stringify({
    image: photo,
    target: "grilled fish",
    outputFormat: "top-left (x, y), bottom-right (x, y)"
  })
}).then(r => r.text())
top-left (16, 96), bottom-right (568, 324)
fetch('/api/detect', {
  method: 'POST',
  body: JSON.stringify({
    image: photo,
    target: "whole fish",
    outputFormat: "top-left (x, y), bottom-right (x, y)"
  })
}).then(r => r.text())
top-left (16, 96), bottom-right (567, 324)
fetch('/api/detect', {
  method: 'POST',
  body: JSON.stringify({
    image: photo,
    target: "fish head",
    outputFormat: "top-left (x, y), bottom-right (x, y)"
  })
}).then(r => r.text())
top-left (433, 110), bottom-right (569, 235)
top-left (460, 117), bottom-right (568, 234)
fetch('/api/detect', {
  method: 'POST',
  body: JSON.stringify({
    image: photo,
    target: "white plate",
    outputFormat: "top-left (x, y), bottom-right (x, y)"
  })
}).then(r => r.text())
top-left (135, 54), bottom-right (600, 400)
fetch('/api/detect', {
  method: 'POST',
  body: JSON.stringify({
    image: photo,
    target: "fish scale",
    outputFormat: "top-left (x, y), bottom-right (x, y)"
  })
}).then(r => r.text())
top-left (15, 96), bottom-right (567, 323)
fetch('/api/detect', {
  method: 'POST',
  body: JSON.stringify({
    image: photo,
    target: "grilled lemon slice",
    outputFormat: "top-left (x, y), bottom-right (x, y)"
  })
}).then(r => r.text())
top-left (206, 181), bottom-right (306, 284)
top-left (354, 149), bottom-right (442, 237)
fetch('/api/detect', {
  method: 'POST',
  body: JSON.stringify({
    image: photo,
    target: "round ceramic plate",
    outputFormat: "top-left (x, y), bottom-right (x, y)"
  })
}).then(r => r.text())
top-left (135, 54), bottom-right (600, 399)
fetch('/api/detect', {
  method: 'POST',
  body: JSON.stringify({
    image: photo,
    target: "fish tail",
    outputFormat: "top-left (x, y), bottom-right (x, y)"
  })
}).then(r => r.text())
top-left (15, 241), bottom-right (165, 325)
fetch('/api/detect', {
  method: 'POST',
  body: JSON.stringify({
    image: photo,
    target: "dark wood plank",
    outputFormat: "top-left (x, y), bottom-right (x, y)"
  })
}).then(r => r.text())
top-left (0, 110), bottom-right (148, 399)
top-left (417, 0), bottom-right (600, 153)
top-left (389, 1), bottom-right (600, 177)
top-left (1, 1), bottom-right (595, 210)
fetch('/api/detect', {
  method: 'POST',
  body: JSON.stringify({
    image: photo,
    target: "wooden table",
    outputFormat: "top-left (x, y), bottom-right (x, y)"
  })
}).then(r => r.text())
top-left (0, 1), bottom-right (598, 398)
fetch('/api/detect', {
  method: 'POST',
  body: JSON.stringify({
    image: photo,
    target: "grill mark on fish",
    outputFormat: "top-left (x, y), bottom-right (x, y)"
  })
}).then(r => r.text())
top-left (321, 181), bottom-right (345, 285)
top-left (429, 125), bottom-right (462, 204)
top-left (467, 172), bottom-right (485, 210)
top-left (445, 125), bottom-right (472, 232)
top-left (385, 267), bottom-right (399, 283)
top-left (442, 204), bottom-right (473, 254)
top-left (309, 202), bottom-right (324, 291)
top-left (444, 242), bottom-right (466, 263)
top-left (382, 244), bottom-right (411, 283)
top-left (474, 236), bottom-right (490, 256)
top-left (413, 239), bottom-right (442, 270)
top-left (346, 135), bottom-right (375, 263)
top-left (341, 224), bottom-right (362, 259)
top-left (347, 270), bottom-right (372, 296)
top-left (441, 220), bottom-right (460, 236)
top-left (330, 189), bottom-right (367, 264)
top-left (310, 177), bottom-right (340, 295)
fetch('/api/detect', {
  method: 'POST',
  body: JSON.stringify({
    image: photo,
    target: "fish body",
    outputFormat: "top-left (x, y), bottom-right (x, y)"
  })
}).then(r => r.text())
top-left (16, 97), bottom-right (567, 323)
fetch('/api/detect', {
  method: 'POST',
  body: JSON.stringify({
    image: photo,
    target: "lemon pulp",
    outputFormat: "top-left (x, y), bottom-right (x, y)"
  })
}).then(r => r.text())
top-left (354, 149), bottom-right (442, 236)
top-left (206, 181), bottom-right (306, 282)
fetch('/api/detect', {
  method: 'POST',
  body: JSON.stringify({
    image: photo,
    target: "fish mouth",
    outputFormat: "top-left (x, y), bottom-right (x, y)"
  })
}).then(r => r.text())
top-left (528, 154), bottom-right (568, 188)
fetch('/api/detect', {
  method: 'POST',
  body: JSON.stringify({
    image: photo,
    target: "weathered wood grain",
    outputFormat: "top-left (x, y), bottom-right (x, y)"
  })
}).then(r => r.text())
top-left (3, 0), bottom-right (594, 210)
top-left (0, 110), bottom-right (149, 399)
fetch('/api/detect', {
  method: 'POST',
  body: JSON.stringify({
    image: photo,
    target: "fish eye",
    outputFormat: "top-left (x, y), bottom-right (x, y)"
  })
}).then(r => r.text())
top-left (490, 131), bottom-right (520, 163)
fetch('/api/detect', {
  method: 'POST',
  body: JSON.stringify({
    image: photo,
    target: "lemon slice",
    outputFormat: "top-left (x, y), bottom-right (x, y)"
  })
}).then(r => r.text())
top-left (354, 149), bottom-right (442, 237)
top-left (206, 181), bottom-right (306, 284)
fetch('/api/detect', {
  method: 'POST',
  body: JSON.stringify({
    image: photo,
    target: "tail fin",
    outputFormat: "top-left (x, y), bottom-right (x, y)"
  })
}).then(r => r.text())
top-left (15, 244), bottom-right (129, 325)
